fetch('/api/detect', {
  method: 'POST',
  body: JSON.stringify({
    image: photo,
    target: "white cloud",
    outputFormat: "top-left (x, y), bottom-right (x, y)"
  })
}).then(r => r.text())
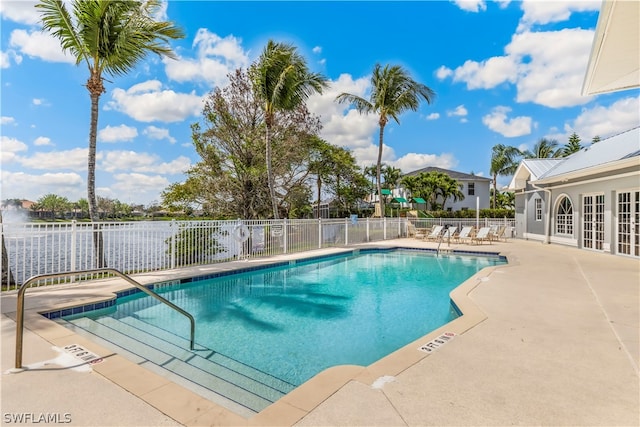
top-left (164, 29), bottom-right (249, 87)
top-left (517, 0), bottom-right (600, 32)
top-left (482, 106), bottom-right (533, 137)
top-left (443, 28), bottom-right (595, 108)
top-left (143, 126), bottom-right (177, 144)
top-left (101, 151), bottom-right (191, 175)
top-left (1, 49), bottom-right (22, 68)
top-left (33, 136), bottom-right (52, 146)
top-left (9, 29), bottom-right (74, 63)
top-left (568, 96), bottom-right (640, 141)
top-left (32, 98), bottom-right (48, 106)
top-left (393, 152), bottom-right (457, 174)
top-left (435, 66), bottom-right (453, 80)
top-left (1, 170), bottom-right (84, 202)
top-left (0, 1), bottom-right (41, 25)
top-left (307, 73), bottom-right (377, 154)
top-left (425, 113), bottom-right (440, 120)
top-left (447, 105), bottom-right (468, 117)
top-left (111, 173), bottom-right (171, 202)
top-left (106, 80), bottom-right (204, 123)
top-left (1, 116), bottom-right (16, 125)
top-left (98, 124), bottom-right (138, 143)
top-left (18, 147), bottom-right (91, 171)
top-left (452, 0), bottom-right (486, 13)
top-left (312, 46), bottom-right (322, 54)
top-left (1, 136), bottom-right (28, 164)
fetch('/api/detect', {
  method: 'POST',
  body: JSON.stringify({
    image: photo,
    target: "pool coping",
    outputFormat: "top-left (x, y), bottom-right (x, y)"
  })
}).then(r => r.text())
top-left (4, 245), bottom-right (510, 426)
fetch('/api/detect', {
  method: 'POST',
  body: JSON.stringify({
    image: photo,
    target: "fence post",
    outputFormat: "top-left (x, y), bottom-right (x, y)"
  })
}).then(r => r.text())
top-left (318, 218), bottom-right (322, 249)
top-left (70, 220), bottom-right (77, 276)
top-left (170, 219), bottom-right (176, 269)
top-left (366, 218), bottom-right (370, 242)
top-left (283, 218), bottom-right (288, 254)
top-left (383, 217), bottom-right (387, 240)
top-left (345, 217), bottom-right (349, 245)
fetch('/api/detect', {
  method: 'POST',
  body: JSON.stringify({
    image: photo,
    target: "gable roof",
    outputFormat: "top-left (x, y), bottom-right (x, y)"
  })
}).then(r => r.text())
top-left (538, 127), bottom-right (639, 182)
top-left (403, 166), bottom-right (491, 182)
top-left (509, 127), bottom-right (639, 189)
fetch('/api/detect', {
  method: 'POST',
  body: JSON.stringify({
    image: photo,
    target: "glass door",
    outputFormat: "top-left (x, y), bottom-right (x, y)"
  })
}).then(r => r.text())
top-left (617, 190), bottom-right (640, 257)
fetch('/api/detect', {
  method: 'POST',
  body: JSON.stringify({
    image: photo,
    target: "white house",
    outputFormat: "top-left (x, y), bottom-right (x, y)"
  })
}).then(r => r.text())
top-left (509, 127), bottom-right (639, 257)
top-left (395, 167), bottom-right (492, 211)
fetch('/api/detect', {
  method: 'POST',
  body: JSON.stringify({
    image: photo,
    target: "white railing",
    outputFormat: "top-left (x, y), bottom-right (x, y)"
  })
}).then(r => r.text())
top-left (1, 217), bottom-right (407, 290)
top-left (1, 217), bottom-right (515, 290)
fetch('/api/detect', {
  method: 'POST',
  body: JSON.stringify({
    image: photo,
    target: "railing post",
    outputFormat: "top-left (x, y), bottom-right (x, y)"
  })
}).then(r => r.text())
top-left (283, 218), bottom-right (288, 254)
top-left (318, 218), bottom-right (322, 249)
top-left (344, 217), bottom-right (349, 245)
top-left (383, 217), bottom-right (387, 240)
top-left (70, 220), bottom-right (77, 276)
top-left (170, 219), bottom-right (176, 269)
top-left (366, 218), bottom-right (370, 242)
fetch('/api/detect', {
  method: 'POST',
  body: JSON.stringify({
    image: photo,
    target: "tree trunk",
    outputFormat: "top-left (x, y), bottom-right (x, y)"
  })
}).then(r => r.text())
top-left (376, 124), bottom-right (385, 217)
top-left (87, 76), bottom-right (106, 268)
top-left (492, 173), bottom-right (497, 210)
top-left (265, 122), bottom-right (279, 219)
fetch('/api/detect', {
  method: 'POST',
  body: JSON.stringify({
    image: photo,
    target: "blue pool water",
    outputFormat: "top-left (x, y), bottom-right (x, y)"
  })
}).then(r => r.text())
top-left (64, 249), bottom-right (505, 386)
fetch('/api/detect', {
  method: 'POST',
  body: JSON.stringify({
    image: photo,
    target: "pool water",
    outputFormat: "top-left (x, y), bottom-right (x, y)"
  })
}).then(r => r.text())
top-left (66, 250), bottom-right (504, 386)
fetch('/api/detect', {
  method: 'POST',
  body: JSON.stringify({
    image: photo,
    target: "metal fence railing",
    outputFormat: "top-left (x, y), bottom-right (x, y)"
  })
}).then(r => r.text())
top-left (1, 217), bottom-right (515, 290)
top-left (1, 217), bottom-right (408, 290)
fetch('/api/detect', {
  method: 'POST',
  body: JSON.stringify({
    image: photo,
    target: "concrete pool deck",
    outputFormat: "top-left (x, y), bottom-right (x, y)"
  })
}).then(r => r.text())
top-left (1, 238), bottom-right (638, 426)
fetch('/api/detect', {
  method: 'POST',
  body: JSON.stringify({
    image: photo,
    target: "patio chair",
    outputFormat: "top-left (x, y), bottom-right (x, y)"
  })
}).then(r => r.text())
top-left (454, 226), bottom-right (474, 244)
top-left (471, 227), bottom-right (492, 245)
top-left (491, 225), bottom-right (508, 242)
top-left (441, 226), bottom-right (457, 241)
top-left (407, 222), bottom-right (417, 238)
top-left (424, 225), bottom-right (444, 241)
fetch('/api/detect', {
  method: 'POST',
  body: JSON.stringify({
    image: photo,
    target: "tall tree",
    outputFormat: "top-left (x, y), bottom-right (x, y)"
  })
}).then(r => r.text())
top-left (561, 132), bottom-right (582, 156)
top-left (382, 165), bottom-right (402, 191)
top-left (525, 138), bottom-right (562, 158)
top-left (38, 0), bottom-right (184, 265)
top-left (336, 63), bottom-right (435, 217)
top-left (490, 144), bottom-right (522, 209)
top-left (251, 40), bottom-right (328, 219)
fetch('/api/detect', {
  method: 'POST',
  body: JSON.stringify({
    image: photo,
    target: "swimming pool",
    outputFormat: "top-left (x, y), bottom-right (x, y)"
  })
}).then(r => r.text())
top-left (58, 248), bottom-right (506, 414)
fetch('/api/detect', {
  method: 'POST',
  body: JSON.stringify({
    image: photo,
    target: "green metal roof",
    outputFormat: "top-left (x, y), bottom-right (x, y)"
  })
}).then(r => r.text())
top-left (410, 197), bottom-right (426, 204)
top-left (380, 189), bottom-right (392, 195)
top-left (392, 197), bottom-right (408, 203)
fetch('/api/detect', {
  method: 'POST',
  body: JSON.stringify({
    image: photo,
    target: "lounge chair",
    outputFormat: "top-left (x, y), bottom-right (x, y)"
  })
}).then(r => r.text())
top-left (454, 226), bottom-right (474, 243)
top-left (471, 227), bottom-right (492, 244)
top-left (441, 226), bottom-right (457, 241)
top-left (424, 225), bottom-right (444, 241)
top-left (491, 225), bottom-right (508, 242)
top-left (407, 223), bottom-right (417, 238)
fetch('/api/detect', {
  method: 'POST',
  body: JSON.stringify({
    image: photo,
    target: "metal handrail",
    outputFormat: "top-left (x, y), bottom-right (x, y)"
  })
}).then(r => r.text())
top-left (13, 268), bottom-right (195, 371)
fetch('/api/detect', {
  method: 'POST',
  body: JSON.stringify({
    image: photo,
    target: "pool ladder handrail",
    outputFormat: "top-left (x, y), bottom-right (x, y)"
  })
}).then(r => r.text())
top-left (12, 268), bottom-right (196, 371)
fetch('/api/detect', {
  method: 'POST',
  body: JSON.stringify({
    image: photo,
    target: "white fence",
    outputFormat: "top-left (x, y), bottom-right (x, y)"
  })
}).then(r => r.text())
top-left (1, 217), bottom-right (515, 290)
top-left (1, 217), bottom-right (408, 289)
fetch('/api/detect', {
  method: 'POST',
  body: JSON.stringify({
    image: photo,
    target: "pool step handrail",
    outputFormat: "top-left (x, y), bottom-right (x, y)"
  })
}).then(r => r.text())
top-left (12, 268), bottom-right (196, 371)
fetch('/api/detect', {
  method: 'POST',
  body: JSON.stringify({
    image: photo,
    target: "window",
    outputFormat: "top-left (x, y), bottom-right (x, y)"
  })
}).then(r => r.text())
top-left (556, 196), bottom-right (573, 235)
top-left (535, 198), bottom-right (542, 221)
top-left (468, 183), bottom-right (475, 196)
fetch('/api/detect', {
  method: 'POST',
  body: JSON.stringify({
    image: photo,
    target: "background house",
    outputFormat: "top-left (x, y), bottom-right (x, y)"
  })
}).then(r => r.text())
top-left (396, 167), bottom-right (491, 212)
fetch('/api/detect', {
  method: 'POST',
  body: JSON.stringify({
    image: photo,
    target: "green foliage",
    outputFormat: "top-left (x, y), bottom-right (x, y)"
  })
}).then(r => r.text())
top-left (166, 223), bottom-right (228, 265)
top-left (427, 209), bottom-right (514, 219)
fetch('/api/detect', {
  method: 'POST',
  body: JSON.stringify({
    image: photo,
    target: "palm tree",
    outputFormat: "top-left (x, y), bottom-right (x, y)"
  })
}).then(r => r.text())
top-left (252, 40), bottom-right (328, 219)
top-left (336, 63), bottom-right (435, 217)
top-left (437, 174), bottom-right (465, 211)
top-left (525, 138), bottom-right (562, 158)
top-left (490, 144), bottom-right (522, 209)
top-left (37, 0), bottom-right (184, 265)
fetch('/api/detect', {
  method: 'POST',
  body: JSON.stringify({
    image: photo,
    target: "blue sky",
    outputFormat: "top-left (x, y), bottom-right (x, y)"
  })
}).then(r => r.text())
top-left (1, 0), bottom-right (639, 206)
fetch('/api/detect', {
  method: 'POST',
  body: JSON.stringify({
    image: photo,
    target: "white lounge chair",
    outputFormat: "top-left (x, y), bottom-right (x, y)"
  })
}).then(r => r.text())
top-left (471, 227), bottom-right (492, 244)
top-left (454, 226), bottom-right (474, 243)
top-left (441, 226), bottom-right (457, 241)
top-left (424, 225), bottom-right (444, 241)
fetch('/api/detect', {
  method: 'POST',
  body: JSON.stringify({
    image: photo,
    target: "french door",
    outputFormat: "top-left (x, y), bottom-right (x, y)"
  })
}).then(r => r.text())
top-left (617, 190), bottom-right (640, 257)
top-left (583, 194), bottom-right (604, 250)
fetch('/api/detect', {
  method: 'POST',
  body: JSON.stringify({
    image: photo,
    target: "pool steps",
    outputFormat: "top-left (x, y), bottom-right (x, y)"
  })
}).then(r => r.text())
top-left (60, 316), bottom-right (295, 414)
